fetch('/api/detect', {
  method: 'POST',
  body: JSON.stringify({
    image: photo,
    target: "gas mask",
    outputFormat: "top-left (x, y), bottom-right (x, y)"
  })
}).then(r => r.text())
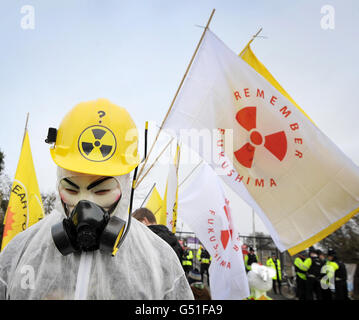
top-left (51, 172), bottom-right (126, 256)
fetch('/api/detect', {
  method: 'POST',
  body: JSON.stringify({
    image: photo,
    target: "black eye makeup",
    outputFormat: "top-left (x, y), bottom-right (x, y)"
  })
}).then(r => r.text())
top-left (63, 178), bottom-right (80, 190)
top-left (60, 176), bottom-right (120, 197)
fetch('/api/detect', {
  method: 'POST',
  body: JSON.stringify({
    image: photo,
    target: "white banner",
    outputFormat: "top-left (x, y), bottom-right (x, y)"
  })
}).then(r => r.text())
top-left (179, 163), bottom-right (249, 299)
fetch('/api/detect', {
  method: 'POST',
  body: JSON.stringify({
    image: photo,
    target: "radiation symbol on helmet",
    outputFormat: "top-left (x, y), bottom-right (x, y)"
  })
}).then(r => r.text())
top-left (78, 125), bottom-right (117, 162)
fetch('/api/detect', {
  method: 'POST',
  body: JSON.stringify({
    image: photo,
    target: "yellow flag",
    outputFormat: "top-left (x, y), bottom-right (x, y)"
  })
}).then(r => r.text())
top-left (1, 131), bottom-right (44, 250)
top-left (145, 186), bottom-right (165, 223)
top-left (239, 43), bottom-right (314, 125)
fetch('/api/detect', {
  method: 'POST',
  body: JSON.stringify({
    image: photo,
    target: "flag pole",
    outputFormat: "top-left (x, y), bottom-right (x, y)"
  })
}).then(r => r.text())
top-left (178, 159), bottom-right (203, 188)
top-left (136, 8), bottom-right (216, 183)
top-left (175, 143), bottom-right (181, 176)
top-left (239, 27), bottom-right (263, 57)
top-left (22, 113), bottom-right (30, 146)
top-left (140, 183), bottom-right (156, 208)
top-left (135, 137), bottom-right (175, 189)
top-left (252, 208), bottom-right (256, 251)
top-left (154, 206), bottom-right (162, 215)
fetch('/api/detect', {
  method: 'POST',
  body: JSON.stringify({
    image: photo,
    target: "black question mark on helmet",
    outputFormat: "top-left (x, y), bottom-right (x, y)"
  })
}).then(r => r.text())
top-left (98, 110), bottom-right (106, 123)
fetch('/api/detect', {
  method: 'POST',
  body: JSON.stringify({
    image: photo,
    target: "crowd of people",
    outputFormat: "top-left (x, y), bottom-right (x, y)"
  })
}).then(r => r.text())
top-left (134, 206), bottom-right (351, 301)
top-left (244, 246), bottom-right (349, 300)
top-left (293, 247), bottom-right (349, 300)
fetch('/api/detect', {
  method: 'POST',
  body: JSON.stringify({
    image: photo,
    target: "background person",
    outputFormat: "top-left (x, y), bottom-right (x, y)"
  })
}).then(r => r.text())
top-left (326, 249), bottom-right (349, 300)
top-left (244, 247), bottom-right (259, 273)
top-left (182, 244), bottom-right (194, 277)
top-left (305, 247), bottom-right (323, 300)
top-left (199, 247), bottom-right (211, 285)
top-left (294, 250), bottom-right (309, 300)
top-left (266, 252), bottom-right (282, 295)
top-left (132, 207), bottom-right (184, 262)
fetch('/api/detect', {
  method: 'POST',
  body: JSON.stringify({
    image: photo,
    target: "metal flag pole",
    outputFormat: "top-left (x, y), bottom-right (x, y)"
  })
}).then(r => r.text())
top-left (136, 8), bottom-right (216, 185)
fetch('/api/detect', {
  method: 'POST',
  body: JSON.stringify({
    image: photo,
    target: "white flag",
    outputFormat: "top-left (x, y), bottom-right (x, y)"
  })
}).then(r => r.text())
top-left (164, 29), bottom-right (359, 254)
top-left (163, 144), bottom-right (180, 232)
top-left (179, 163), bottom-right (249, 300)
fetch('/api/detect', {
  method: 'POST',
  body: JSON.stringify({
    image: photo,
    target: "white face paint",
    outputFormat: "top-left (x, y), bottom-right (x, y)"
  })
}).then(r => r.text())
top-left (58, 174), bottom-right (122, 214)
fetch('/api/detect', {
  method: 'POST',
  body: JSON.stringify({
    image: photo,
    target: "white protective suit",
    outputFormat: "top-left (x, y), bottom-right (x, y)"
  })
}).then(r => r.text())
top-left (0, 168), bottom-right (194, 300)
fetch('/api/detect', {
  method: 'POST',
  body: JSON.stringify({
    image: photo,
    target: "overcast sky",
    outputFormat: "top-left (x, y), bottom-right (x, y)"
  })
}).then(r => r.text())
top-left (1, 0), bottom-right (358, 235)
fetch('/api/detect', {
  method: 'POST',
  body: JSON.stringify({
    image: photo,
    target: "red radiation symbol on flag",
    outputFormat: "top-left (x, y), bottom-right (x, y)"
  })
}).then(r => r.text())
top-left (221, 199), bottom-right (233, 250)
top-left (234, 107), bottom-right (287, 168)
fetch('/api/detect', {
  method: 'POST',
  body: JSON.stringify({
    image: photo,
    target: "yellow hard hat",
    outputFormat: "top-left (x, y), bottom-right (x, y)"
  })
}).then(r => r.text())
top-left (49, 98), bottom-right (140, 176)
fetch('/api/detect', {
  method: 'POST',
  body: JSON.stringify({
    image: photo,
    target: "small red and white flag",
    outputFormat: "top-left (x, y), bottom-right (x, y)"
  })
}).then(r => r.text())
top-left (179, 163), bottom-right (250, 300)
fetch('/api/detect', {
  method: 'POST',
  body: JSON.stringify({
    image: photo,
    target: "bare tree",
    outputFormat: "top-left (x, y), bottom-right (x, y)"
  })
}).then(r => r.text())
top-left (319, 216), bottom-right (359, 263)
top-left (41, 191), bottom-right (57, 215)
top-left (0, 149), bottom-right (4, 175)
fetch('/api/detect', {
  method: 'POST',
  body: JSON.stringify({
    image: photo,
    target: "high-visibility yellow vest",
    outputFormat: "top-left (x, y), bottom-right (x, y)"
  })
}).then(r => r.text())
top-left (294, 257), bottom-right (309, 280)
top-left (266, 258), bottom-right (282, 280)
top-left (326, 260), bottom-right (339, 280)
top-left (244, 254), bottom-right (258, 271)
top-left (320, 260), bottom-right (339, 289)
top-left (182, 250), bottom-right (193, 266)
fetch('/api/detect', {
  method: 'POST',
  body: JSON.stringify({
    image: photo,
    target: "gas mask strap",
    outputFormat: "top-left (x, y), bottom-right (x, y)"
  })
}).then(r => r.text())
top-left (61, 198), bottom-right (70, 217)
top-left (107, 194), bottom-right (122, 216)
top-left (111, 121), bottom-right (147, 256)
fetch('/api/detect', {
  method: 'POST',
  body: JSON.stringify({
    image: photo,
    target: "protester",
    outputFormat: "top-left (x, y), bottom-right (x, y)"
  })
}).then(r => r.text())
top-left (244, 247), bottom-right (259, 272)
top-left (132, 207), bottom-right (184, 262)
top-left (304, 247), bottom-right (323, 300)
top-left (266, 252), bottom-right (282, 295)
top-left (0, 99), bottom-right (194, 300)
top-left (294, 251), bottom-right (308, 300)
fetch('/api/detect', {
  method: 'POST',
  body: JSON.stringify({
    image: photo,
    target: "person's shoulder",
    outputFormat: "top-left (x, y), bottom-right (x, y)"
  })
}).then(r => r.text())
top-left (129, 219), bottom-right (178, 255)
top-left (148, 224), bottom-right (167, 235)
top-left (149, 224), bottom-right (178, 242)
